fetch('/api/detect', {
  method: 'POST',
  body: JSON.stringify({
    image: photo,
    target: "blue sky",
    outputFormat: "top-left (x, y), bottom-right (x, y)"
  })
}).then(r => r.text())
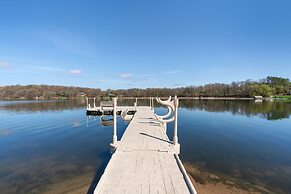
top-left (0, 0), bottom-right (291, 89)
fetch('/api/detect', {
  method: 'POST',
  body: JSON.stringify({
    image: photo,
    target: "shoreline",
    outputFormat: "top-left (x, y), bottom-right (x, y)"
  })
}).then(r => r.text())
top-left (2, 96), bottom-right (290, 101)
top-left (38, 162), bottom-right (272, 194)
top-left (183, 162), bottom-right (273, 194)
top-left (1, 97), bottom-right (255, 101)
top-left (40, 162), bottom-right (274, 194)
top-left (42, 173), bottom-right (92, 194)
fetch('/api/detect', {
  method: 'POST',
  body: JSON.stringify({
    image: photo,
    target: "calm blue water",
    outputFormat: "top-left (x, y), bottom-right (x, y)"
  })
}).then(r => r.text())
top-left (0, 99), bottom-right (291, 193)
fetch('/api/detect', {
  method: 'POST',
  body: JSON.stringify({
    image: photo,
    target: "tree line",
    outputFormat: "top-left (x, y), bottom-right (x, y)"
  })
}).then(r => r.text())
top-left (0, 76), bottom-right (290, 100)
top-left (111, 76), bottom-right (291, 98)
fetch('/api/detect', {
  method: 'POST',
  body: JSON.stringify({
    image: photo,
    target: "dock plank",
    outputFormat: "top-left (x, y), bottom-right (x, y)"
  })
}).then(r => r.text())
top-left (94, 107), bottom-right (195, 194)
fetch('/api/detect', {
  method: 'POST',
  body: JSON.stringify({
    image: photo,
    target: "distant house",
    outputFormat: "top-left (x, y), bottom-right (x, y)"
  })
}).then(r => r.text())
top-left (35, 96), bottom-right (45, 100)
top-left (254, 96), bottom-right (263, 103)
top-left (78, 92), bottom-right (86, 97)
top-left (109, 93), bottom-right (115, 97)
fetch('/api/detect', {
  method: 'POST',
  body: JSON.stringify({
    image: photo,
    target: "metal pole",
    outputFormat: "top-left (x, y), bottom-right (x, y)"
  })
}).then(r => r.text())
top-left (86, 97), bottom-right (89, 109)
top-left (163, 122), bottom-right (167, 132)
top-left (113, 97), bottom-right (117, 145)
top-left (173, 96), bottom-right (179, 145)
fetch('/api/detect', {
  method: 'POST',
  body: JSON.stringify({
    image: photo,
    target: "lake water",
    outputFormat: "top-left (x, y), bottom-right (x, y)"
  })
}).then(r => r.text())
top-left (0, 99), bottom-right (291, 193)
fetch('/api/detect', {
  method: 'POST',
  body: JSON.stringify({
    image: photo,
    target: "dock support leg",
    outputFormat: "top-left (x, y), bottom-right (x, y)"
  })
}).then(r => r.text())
top-left (110, 97), bottom-right (118, 153)
top-left (163, 123), bottom-right (167, 132)
top-left (173, 96), bottom-right (180, 154)
top-left (93, 97), bottom-right (96, 108)
top-left (113, 97), bottom-right (117, 145)
top-left (86, 97), bottom-right (89, 109)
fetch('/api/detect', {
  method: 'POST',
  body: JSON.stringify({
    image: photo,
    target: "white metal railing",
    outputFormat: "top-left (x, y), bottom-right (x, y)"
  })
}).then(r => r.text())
top-left (154, 96), bottom-right (180, 154)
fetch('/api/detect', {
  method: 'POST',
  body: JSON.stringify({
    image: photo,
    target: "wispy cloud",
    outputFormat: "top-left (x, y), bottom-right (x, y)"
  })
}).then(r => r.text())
top-left (27, 65), bottom-right (64, 72)
top-left (164, 70), bottom-right (182, 74)
top-left (42, 27), bottom-right (97, 58)
top-left (96, 70), bottom-right (180, 88)
top-left (25, 65), bottom-right (82, 75)
top-left (0, 60), bottom-right (11, 69)
top-left (120, 73), bottom-right (134, 80)
top-left (68, 69), bottom-right (81, 75)
top-left (208, 67), bottom-right (227, 73)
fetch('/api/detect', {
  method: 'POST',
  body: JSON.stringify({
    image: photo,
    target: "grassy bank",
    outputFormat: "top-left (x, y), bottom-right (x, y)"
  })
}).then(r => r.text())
top-left (273, 95), bottom-right (291, 101)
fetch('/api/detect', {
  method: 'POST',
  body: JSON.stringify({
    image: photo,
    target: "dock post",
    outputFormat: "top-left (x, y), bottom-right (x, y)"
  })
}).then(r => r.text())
top-left (152, 97), bottom-right (154, 111)
top-left (149, 97), bottom-right (152, 108)
top-left (86, 97), bottom-right (89, 109)
top-left (113, 97), bottom-right (118, 145)
top-left (163, 123), bottom-right (167, 132)
top-left (135, 98), bottom-right (138, 106)
top-left (173, 96), bottom-right (180, 153)
top-left (110, 97), bottom-right (118, 153)
top-left (93, 97), bottom-right (96, 108)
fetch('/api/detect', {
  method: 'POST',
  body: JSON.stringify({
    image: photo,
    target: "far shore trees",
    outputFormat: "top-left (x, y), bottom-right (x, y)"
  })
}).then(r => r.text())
top-left (0, 76), bottom-right (290, 99)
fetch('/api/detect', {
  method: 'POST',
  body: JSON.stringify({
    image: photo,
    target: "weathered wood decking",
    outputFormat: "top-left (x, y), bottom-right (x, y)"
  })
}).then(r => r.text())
top-left (94, 106), bottom-right (196, 194)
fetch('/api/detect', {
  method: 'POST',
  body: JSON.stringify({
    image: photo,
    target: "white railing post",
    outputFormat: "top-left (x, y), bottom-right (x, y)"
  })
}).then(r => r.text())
top-left (163, 123), bottom-right (167, 132)
top-left (173, 96), bottom-right (179, 145)
top-left (86, 97), bottom-right (89, 109)
top-left (112, 97), bottom-right (117, 145)
top-left (149, 97), bottom-right (152, 108)
top-left (93, 97), bottom-right (96, 108)
top-left (154, 96), bottom-right (180, 154)
top-left (152, 97), bottom-right (154, 111)
top-left (135, 98), bottom-right (138, 106)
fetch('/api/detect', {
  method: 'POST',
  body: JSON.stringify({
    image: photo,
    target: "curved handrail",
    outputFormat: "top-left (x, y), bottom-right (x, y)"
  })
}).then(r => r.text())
top-left (156, 115), bottom-right (175, 123)
top-left (157, 96), bottom-right (171, 103)
top-left (155, 106), bottom-right (172, 119)
top-left (155, 96), bottom-right (176, 124)
top-left (156, 97), bottom-right (175, 109)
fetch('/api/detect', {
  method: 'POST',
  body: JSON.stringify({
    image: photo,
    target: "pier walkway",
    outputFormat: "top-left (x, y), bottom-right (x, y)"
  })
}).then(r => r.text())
top-left (93, 104), bottom-right (196, 194)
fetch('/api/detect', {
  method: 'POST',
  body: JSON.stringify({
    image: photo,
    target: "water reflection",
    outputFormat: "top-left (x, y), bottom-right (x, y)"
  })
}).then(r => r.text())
top-left (99, 116), bottom-right (114, 126)
top-left (179, 100), bottom-right (291, 120)
top-left (0, 99), bottom-right (291, 193)
top-left (0, 101), bottom-right (129, 193)
top-left (0, 100), bottom-right (86, 112)
top-left (3, 99), bottom-right (290, 121)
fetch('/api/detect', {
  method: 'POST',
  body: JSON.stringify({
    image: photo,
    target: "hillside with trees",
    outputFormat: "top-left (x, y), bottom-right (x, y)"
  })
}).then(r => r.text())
top-left (0, 76), bottom-right (290, 100)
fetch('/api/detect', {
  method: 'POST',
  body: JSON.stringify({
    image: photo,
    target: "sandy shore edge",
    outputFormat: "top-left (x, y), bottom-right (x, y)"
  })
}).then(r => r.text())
top-left (184, 162), bottom-right (273, 194)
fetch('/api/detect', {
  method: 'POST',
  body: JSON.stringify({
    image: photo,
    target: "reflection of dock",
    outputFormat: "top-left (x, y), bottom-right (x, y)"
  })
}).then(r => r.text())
top-left (87, 106), bottom-right (136, 115)
top-left (86, 98), bottom-right (137, 116)
top-left (88, 97), bottom-right (197, 194)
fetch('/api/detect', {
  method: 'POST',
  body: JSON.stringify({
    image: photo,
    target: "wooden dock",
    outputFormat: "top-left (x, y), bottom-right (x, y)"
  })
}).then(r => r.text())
top-left (92, 102), bottom-right (197, 194)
